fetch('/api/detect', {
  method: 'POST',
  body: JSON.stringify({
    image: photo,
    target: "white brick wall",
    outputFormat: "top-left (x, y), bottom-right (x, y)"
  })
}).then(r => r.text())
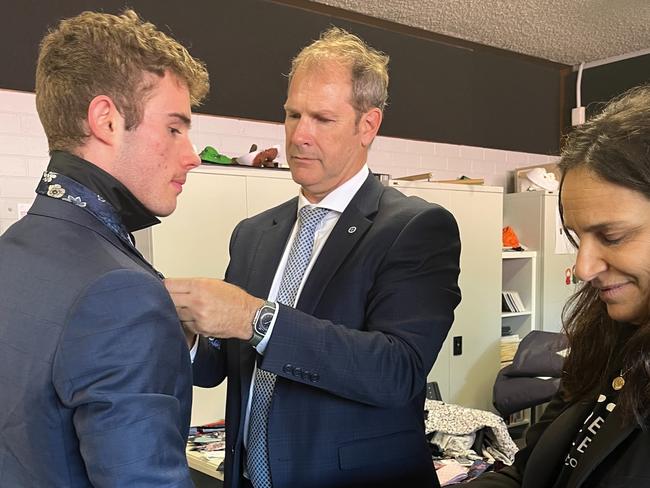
top-left (0, 88), bottom-right (559, 234)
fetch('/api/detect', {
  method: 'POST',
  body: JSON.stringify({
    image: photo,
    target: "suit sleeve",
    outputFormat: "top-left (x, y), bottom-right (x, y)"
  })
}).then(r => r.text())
top-left (52, 269), bottom-right (193, 488)
top-left (262, 204), bottom-right (461, 407)
top-left (465, 387), bottom-right (571, 487)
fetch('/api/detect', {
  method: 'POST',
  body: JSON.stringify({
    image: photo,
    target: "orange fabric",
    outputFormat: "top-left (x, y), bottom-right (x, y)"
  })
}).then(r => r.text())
top-left (502, 226), bottom-right (520, 248)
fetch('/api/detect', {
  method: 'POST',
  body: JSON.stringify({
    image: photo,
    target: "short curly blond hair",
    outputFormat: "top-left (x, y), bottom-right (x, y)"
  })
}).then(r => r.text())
top-left (289, 26), bottom-right (389, 116)
top-left (36, 9), bottom-right (209, 153)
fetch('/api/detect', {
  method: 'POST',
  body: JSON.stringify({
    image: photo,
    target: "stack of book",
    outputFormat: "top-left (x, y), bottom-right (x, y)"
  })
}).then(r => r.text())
top-left (500, 334), bottom-right (520, 367)
top-left (501, 290), bottom-right (526, 313)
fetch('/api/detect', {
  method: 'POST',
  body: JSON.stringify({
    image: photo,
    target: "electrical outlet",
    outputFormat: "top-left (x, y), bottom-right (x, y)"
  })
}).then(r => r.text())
top-left (453, 336), bottom-right (462, 356)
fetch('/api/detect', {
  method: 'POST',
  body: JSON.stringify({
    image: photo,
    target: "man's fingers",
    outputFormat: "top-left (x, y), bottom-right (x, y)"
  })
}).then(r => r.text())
top-left (176, 306), bottom-right (195, 323)
top-left (181, 320), bottom-right (198, 334)
top-left (164, 278), bottom-right (194, 294)
top-left (168, 292), bottom-right (192, 308)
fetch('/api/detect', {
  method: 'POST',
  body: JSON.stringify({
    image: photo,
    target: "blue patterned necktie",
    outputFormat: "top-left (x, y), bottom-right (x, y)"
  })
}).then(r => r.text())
top-left (246, 205), bottom-right (329, 488)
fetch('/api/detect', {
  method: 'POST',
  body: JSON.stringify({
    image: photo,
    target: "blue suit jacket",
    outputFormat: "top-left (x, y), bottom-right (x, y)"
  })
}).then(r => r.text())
top-left (193, 174), bottom-right (461, 488)
top-left (0, 195), bottom-right (193, 487)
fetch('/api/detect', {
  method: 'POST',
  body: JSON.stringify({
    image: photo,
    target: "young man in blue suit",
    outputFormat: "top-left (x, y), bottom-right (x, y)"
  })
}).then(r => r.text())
top-left (166, 27), bottom-right (461, 488)
top-left (0, 10), bottom-right (208, 487)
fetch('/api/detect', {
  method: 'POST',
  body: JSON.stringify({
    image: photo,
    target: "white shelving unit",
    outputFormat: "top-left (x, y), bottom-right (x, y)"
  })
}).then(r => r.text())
top-left (501, 251), bottom-right (538, 432)
top-left (501, 251), bottom-right (537, 339)
top-left (504, 192), bottom-right (577, 332)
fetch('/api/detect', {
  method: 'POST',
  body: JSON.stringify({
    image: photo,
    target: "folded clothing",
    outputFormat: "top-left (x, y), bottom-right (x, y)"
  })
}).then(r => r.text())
top-left (425, 400), bottom-right (518, 465)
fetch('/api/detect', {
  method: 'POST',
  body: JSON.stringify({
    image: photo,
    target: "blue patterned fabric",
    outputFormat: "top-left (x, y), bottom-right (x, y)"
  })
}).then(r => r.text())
top-left (36, 171), bottom-right (134, 249)
top-left (247, 206), bottom-right (329, 488)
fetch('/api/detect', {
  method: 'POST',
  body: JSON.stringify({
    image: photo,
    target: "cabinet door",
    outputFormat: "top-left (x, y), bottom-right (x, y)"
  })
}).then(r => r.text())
top-left (151, 171), bottom-right (247, 279)
top-left (541, 195), bottom-right (577, 332)
top-left (395, 186), bottom-right (501, 411)
top-left (246, 175), bottom-right (299, 216)
top-left (447, 190), bottom-right (501, 411)
top-left (393, 189), bottom-right (454, 403)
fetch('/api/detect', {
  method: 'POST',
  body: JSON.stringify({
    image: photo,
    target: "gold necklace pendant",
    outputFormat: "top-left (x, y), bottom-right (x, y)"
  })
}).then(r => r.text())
top-left (612, 375), bottom-right (625, 391)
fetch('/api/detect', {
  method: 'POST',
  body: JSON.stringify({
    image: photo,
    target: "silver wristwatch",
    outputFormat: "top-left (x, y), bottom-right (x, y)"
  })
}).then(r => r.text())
top-left (248, 300), bottom-right (277, 347)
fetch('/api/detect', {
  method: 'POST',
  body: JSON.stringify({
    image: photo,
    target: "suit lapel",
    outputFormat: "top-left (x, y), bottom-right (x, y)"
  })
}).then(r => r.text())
top-left (567, 404), bottom-right (636, 487)
top-left (244, 200), bottom-right (297, 298)
top-left (297, 174), bottom-right (382, 314)
top-left (238, 199), bottom-right (298, 408)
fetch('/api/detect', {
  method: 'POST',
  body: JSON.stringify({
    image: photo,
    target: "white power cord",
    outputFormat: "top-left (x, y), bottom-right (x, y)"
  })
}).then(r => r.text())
top-left (571, 62), bottom-right (586, 126)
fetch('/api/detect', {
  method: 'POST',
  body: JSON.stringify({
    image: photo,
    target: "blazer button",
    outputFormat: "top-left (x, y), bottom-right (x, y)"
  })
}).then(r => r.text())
top-left (293, 366), bottom-right (302, 377)
top-left (282, 364), bottom-right (293, 374)
top-left (310, 372), bottom-right (320, 382)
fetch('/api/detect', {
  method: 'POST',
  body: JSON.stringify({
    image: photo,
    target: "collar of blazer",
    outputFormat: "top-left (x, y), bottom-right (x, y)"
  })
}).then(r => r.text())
top-left (28, 195), bottom-right (159, 278)
top-left (523, 397), bottom-right (637, 487)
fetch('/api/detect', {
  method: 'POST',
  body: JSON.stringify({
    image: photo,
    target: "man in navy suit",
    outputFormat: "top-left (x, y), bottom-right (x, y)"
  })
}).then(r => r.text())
top-left (0, 10), bottom-right (209, 487)
top-left (166, 27), bottom-right (461, 488)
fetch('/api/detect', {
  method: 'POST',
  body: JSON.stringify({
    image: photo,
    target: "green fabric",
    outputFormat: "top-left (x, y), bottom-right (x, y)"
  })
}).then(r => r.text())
top-left (199, 146), bottom-right (233, 165)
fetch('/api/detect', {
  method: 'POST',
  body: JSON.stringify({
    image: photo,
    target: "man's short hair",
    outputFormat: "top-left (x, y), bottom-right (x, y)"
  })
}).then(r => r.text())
top-left (289, 26), bottom-right (389, 117)
top-left (35, 9), bottom-right (209, 153)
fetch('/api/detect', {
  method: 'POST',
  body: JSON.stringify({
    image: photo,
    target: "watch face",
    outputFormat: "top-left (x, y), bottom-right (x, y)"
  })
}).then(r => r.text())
top-left (257, 306), bottom-right (275, 334)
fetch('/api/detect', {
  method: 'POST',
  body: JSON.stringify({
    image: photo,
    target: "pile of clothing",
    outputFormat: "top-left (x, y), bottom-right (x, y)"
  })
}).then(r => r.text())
top-left (425, 400), bottom-right (518, 484)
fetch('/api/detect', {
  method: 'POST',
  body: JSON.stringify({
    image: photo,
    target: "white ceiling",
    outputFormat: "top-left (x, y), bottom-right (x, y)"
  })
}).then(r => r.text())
top-left (310, 0), bottom-right (650, 66)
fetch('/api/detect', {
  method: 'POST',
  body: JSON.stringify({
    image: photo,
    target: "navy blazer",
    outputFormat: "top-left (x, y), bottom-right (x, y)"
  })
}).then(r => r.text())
top-left (0, 196), bottom-right (193, 487)
top-left (193, 174), bottom-right (461, 488)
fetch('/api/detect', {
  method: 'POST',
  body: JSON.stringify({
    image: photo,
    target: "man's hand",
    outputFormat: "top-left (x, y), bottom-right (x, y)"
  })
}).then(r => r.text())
top-left (164, 278), bottom-right (264, 341)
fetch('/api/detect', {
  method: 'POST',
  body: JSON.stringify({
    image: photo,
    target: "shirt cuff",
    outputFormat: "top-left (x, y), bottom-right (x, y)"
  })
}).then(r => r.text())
top-left (189, 334), bottom-right (199, 362)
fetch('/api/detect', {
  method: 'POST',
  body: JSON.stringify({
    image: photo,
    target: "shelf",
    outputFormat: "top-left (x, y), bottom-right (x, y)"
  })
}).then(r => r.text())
top-left (502, 311), bottom-right (532, 318)
top-left (502, 250), bottom-right (537, 259)
top-left (501, 250), bottom-right (537, 341)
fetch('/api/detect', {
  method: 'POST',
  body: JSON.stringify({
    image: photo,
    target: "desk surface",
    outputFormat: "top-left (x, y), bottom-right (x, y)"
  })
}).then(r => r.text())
top-left (187, 448), bottom-right (224, 481)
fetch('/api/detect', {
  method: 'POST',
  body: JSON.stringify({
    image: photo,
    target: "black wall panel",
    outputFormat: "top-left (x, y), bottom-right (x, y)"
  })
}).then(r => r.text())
top-left (563, 53), bottom-right (650, 131)
top-left (0, 0), bottom-right (567, 154)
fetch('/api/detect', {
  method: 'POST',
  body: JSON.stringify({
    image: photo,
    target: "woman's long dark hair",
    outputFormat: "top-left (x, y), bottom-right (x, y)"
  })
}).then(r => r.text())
top-left (558, 85), bottom-right (650, 427)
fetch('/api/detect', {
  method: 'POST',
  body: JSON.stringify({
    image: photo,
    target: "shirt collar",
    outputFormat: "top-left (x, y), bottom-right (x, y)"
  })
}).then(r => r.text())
top-left (46, 151), bottom-right (160, 232)
top-left (297, 164), bottom-right (370, 214)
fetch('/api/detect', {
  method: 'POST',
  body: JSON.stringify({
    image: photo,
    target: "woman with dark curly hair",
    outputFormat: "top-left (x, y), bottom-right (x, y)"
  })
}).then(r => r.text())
top-left (468, 85), bottom-right (650, 488)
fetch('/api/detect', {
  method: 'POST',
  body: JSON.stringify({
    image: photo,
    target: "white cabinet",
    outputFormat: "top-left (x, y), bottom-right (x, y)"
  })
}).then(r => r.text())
top-left (141, 166), bottom-right (299, 280)
top-left (390, 180), bottom-right (503, 412)
top-left (501, 251), bottom-right (537, 338)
